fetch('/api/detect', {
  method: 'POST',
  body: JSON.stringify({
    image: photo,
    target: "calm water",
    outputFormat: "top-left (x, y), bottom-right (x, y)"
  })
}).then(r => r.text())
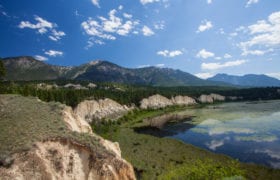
top-left (163, 100), bottom-right (280, 168)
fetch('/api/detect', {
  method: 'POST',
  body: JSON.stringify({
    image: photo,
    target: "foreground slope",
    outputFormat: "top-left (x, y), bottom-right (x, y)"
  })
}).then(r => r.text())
top-left (208, 73), bottom-right (280, 87)
top-left (0, 94), bottom-right (135, 180)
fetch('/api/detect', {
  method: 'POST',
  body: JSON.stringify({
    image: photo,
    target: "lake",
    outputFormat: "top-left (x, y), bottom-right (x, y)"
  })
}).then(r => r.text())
top-left (146, 100), bottom-right (280, 169)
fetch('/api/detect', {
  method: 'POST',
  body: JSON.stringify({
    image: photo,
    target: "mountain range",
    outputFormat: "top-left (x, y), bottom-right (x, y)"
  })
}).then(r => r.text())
top-left (1, 56), bottom-right (280, 87)
top-left (208, 73), bottom-right (280, 87)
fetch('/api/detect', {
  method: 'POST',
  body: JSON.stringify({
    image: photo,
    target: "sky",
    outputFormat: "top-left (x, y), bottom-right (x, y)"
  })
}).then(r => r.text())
top-left (0, 0), bottom-right (280, 79)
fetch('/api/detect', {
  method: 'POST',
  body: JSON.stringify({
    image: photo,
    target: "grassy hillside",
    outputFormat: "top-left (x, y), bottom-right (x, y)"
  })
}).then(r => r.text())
top-left (0, 95), bottom-right (108, 167)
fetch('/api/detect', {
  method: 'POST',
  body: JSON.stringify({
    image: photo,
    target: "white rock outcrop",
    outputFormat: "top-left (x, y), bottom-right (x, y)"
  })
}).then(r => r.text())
top-left (140, 94), bottom-right (196, 109)
top-left (210, 93), bottom-right (226, 101)
top-left (74, 98), bottom-right (132, 123)
top-left (198, 94), bottom-right (226, 103)
top-left (140, 94), bottom-right (173, 109)
top-left (0, 95), bottom-right (136, 180)
top-left (172, 95), bottom-right (197, 106)
top-left (0, 138), bottom-right (136, 180)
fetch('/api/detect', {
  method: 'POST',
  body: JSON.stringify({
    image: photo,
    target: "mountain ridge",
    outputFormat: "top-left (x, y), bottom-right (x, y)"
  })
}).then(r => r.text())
top-left (208, 73), bottom-right (280, 87)
top-left (2, 56), bottom-right (279, 87)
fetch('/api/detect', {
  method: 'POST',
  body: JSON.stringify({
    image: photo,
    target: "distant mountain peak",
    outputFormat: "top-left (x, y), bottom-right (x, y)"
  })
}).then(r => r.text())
top-left (208, 73), bottom-right (280, 87)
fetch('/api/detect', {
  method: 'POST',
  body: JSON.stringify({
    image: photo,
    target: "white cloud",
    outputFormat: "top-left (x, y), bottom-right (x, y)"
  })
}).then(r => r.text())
top-left (35, 55), bottom-right (48, 61)
top-left (91, 0), bottom-right (100, 8)
top-left (19, 16), bottom-right (53, 33)
top-left (140, 0), bottom-right (160, 5)
top-left (219, 28), bottom-right (225, 34)
top-left (242, 48), bottom-right (273, 56)
top-left (155, 63), bottom-right (165, 68)
top-left (195, 72), bottom-right (215, 79)
top-left (49, 29), bottom-right (66, 41)
top-left (123, 13), bottom-right (132, 19)
top-left (81, 8), bottom-right (152, 47)
top-left (154, 21), bottom-right (165, 30)
top-left (201, 60), bottom-right (247, 70)
top-left (207, 0), bottom-right (212, 4)
top-left (266, 72), bottom-right (280, 80)
top-left (157, 50), bottom-right (183, 58)
top-left (197, 20), bottom-right (213, 33)
top-left (45, 50), bottom-right (63, 57)
top-left (138, 64), bottom-right (151, 68)
top-left (246, 0), bottom-right (259, 7)
top-left (239, 11), bottom-right (280, 56)
top-left (118, 5), bottom-right (123, 10)
top-left (196, 49), bottom-right (215, 59)
top-left (18, 15), bottom-right (65, 41)
top-left (224, 53), bottom-right (232, 59)
top-left (142, 25), bottom-right (154, 36)
top-left (215, 57), bottom-right (222, 60)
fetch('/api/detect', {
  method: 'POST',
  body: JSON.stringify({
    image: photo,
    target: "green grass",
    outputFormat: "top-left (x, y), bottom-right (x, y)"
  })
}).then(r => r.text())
top-left (93, 106), bottom-right (280, 180)
top-left (0, 94), bottom-right (110, 167)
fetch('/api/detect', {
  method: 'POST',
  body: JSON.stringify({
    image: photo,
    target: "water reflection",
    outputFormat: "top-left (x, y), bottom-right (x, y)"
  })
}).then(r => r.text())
top-left (137, 100), bottom-right (280, 168)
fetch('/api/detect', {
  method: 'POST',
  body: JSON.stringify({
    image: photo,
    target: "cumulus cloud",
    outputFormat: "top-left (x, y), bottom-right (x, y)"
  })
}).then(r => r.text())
top-left (201, 60), bottom-right (247, 70)
top-left (157, 50), bottom-right (183, 57)
top-left (207, 0), bottom-right (212, 4)
top-left (45, 50), bottom-right (63, 57)
top-left (239, 11), bottom-right (280, 56)
top-left (196, 49), bottom-right (215, 59)
top-left (224, 53), bottom-right (232, 59)
top-left (91, 0), bottom-right (100, 8)
top-left (142, 25), bottom-right (154, 36)
top-left (138, 64), bottom-right (151, 68)
top-left (49, 29), bottom-right (66, 41)
top-left (35, 55), bottom-right (48, 61)
top-left (140, 0), bottom-right (160, 5)
top-left (195, 72), bottom-right (215, 79)
top-left (155, 63), bottom-right (165, 68)
top-left (246, 0), bottom-right (259, 7)
top-left (81, 8), bottom-right (155, 47)
top-left (197, 20), bottom-right (213, 33)
top-left (123, 13), bottom-right (132, 19)
top-left (242, 48), bottom-right (273, 56)
top-left (154, 21), bottom-right (165, 30)
top-left (18, 15), bottom-right (65, 41)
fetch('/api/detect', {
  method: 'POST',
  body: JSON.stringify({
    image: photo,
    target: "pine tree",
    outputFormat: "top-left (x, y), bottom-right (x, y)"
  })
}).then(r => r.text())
top-left (0, 60), bottom-right (6, 80)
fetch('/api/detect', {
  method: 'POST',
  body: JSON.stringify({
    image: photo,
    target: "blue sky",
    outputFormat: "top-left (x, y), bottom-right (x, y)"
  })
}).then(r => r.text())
top-left (0, 0), bottom-right (280, 79)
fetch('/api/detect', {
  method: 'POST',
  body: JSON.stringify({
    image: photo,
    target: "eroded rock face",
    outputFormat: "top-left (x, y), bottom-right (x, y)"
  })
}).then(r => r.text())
top-left (74, 99), bottom-right (131, 123)
top-left (210, 93), bottom-right (225, 101)
top-left (198, 95), bottom-right (214, 103)
top-left (63, 106), bottom-right (93, 134)
top-left (140, 94), bottom-right (196, 109)
top-left (172, 96), bottom-right (196, 106)
top-left (0, 95), bottom-right (136, 180)
top-left (198, 94), bottom-right (226, 103)
top-left (0, 138), bottom-right (135, 180)
top-left (140, 94), bottom-right (173, 109)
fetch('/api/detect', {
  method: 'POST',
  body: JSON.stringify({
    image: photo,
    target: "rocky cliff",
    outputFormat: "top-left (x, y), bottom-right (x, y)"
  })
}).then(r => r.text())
top-left (172, 95), bottom-right (197, 105)
top-left (140, 94), bottom-right (196, 109)
top-left (0, 95), bottom-right (136, 180)
top-left (74, 98), bottom-right (132, 123)
top-left (198, 94), bottom-right (226, 103)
